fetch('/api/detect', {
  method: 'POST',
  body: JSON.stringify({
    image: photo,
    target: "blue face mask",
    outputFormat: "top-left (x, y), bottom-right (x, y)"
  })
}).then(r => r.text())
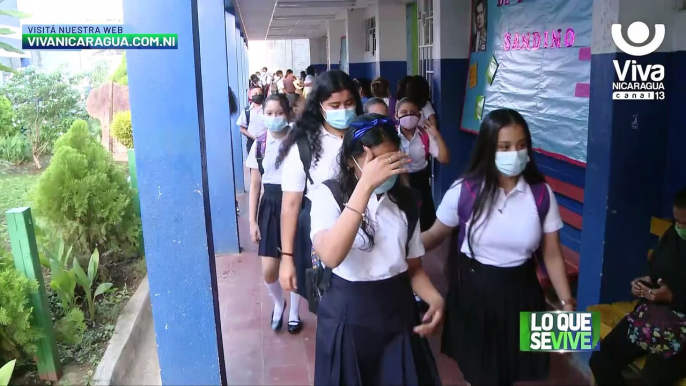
top-left (353, 158), bottom-right (398, 195)
top-left (322, 105), bottom-right (356, 129)
top-left (263, 115), bottom-right (288, 132)
top-left (374, 174), bottom-right (398, 195)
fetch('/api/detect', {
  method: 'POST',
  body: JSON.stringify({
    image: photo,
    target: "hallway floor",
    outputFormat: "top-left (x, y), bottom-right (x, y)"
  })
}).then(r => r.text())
top-left (216, 193), bottom-right (589, 385)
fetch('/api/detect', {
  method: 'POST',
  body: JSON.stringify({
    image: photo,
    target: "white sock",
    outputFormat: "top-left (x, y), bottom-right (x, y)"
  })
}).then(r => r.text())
top-left (289, 292), bottom-right (301, 323)
top-left (266, 281), bottom-right (284, 322)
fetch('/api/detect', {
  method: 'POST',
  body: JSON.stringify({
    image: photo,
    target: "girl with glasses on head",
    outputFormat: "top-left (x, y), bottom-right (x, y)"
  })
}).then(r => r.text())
top-left (310, 113), bottom-right (444, 386)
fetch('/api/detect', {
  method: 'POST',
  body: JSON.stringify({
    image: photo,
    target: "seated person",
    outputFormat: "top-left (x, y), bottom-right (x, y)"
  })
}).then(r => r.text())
top-left (363, 97), bottom-right (389, 116)
top-left (590, 187), bottom-right (686, 385)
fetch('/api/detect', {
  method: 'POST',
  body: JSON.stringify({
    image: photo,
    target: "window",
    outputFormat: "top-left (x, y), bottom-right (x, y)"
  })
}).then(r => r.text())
top-left (417, 0), bottom-right (434, 87)
top-left (364, 16), bottom-right (376, 55)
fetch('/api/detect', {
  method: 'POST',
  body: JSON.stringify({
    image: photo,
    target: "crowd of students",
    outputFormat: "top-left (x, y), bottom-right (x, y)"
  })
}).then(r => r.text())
top-left (236, 67), bottom-right (686, 386)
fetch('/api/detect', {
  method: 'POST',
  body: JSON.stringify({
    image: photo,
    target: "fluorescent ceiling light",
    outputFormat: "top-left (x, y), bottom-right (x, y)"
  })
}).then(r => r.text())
top-left (270, 26), bottom-right (318, 30)
top-left (277, 1), bottom-right (355, 8)
top-left (273, 14), bottom-right (336, 20)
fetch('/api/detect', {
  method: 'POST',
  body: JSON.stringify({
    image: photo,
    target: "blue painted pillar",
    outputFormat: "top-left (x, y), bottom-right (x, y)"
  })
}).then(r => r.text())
top-left (122, 0), bottom-right (227, 383)
top-left (577, 0), bottom-right (672, 310)
top-left (225, 12), bottom-right (245, 192)
top-left (431, 0), bottom-right (473, 202)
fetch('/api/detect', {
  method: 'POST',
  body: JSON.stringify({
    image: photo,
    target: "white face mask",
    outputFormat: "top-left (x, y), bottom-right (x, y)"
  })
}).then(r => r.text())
top-left (495, 149), bottom-right (529, 177)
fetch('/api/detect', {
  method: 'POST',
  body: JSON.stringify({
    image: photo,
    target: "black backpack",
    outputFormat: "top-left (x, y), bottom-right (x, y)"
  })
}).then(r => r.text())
top-left (305, 180), bottom-right (420, 314)
top-left (245, 107), bottom-right (251, 126)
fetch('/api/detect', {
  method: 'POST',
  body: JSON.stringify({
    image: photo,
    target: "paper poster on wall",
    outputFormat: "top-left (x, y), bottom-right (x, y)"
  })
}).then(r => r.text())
top-left (475, 95), bottom-right (485, 120)
top-left (469, 63), bottom-right (478, 88)
top-left (462, 0), bottom-right (592, 164)
top-left (486, 55), bottom-right (498, 85)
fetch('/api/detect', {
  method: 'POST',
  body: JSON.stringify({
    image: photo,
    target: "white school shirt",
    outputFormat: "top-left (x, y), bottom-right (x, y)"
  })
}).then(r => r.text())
top-left (435, 177), bottom-right (564, 268)
top-left (280, 126), bottom-right (343, 197)
top-left (309, 185), bottom-right (425, 281)
top-left (276, 77), bottom-right (285, 92)
top-left (418, 101), bottom-right (436, 128)
top-left (245, 129), bottom-right (286, 185)
top-left (236, 104), bottom-right (266, 138)
top-left (399, 129), bottom-right (440, 172)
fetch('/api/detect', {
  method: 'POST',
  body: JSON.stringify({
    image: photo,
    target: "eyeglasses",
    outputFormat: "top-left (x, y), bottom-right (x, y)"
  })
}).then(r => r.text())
top-left (350, 117), bottom-right (395, 142)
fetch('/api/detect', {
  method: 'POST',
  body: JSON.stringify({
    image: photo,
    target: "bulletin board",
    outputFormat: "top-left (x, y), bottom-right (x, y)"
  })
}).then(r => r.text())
top-left (461, 0), bottom-right (593, 165)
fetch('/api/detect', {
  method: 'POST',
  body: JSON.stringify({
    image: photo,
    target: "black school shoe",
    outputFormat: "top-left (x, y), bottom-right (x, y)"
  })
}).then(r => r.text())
top-left (270, 301), bottom-right (286, 331)
top-left (288, 319), bottom-right (303, 334)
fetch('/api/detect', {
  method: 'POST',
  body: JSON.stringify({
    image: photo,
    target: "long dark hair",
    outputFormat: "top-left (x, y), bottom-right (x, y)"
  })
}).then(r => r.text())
top-left (276, 70), bottom-right (363, 169)
top-left (395, 75), bottom-right (412, 100)
top-left (371, 77), bottom-right (390, 98)
top-left (461, 108), bottom-right (545, 255)
top-left (405, 75), bottom-right (431, 108)
top-left (336, 113), bottom-right (417, 251)
top-left (355, 78), bottom-right (372, 98)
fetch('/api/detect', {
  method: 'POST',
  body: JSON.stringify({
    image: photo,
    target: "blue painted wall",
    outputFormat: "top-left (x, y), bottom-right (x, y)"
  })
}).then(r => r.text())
top-left (664, 50), bottom-right (686, 217)
top-left (431, 58), bottom-right (471, 205)
top-left (312, 63), bottom-right (327, 74)
top-left (225, 15), bottom-right (244, 193)
top-left (123, 0), bottom-right (226, 383)
top-left (578, 51), bottom-right (670, 310)
top-left (379, 60), bottom-right (407, 95)
top-left (348, 62), bottom-right (377, 80)
top-left (202, 5), bottom-right (240, 255)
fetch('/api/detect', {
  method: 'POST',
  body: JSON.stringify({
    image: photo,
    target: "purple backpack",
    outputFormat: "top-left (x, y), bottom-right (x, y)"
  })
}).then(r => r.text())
top-left (456, 178), bottom-right (551, 273)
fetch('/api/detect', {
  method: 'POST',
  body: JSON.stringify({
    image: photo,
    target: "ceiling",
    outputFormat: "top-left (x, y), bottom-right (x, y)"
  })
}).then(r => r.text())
top-left (234, 0), bottom-right (376, 41)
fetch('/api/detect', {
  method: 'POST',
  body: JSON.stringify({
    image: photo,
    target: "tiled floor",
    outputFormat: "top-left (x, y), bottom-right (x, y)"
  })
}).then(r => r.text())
top-left (216, 193), bottom-right (589, 385)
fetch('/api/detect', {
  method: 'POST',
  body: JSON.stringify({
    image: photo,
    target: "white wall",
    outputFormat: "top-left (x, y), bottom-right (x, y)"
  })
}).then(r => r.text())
top-left (309, 37), bottom-right (327, 65)
top-left (592, 0), bottom-right (679, 54)
top-left (376, 0), bottom-right (407, 62)
top-left (248, 39), bottom-right (311, 74)
top-left (327, 20), bottom-right (345, 68)
top-left (433, 0), bottom-right (471, 60)
top-left (346, 8), bottom-right (366, 64)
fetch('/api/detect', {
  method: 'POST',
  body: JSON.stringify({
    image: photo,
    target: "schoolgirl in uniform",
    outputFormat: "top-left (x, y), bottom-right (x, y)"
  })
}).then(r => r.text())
top-left (275, 70), bottom-right (363, 310)
top-left (310, 113), bottom-right (443, 385)
top-left (405, 76), bottom-right (437, 128)
top-left (396, 97), bottom-right (450, 231)
top-left (246, 94), bottom-right (303, 332)
top-left (421, 109), bottom-right (575, 386)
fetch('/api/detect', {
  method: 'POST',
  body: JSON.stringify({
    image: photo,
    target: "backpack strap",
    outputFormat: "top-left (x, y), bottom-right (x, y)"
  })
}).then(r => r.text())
top-left (456, 178), bottom-right (480, 253)
top-left (245, 107), bottom-right (251, 126)
top-left (418, 129), bottom-right (430, 159)
top-left (529, 182), bottom-right (551, 272)
top-left (295, 135), bottom-right (314, 190)
top-left (255, 133), bottom-right (268, 175)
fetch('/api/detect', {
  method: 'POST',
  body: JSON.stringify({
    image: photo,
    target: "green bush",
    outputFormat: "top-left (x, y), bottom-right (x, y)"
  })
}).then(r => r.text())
top-left (54, 308), bottom-right (86, 346)
top-left (32, 119), bottom-right (140, 259)
top-left (0, 134), bottom-right (29, 165)
top-left (0, 96), bottom-right (16, 138)
top-left (110, 54), bottom-right (127, 86)
top-left (0, 257), bottom-right (42, 363)
top-left (111, 111), bottom-right (132, 149)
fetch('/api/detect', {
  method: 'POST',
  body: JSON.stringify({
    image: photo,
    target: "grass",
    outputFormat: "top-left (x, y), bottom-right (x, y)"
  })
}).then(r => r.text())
top-left (0, 172), bottom-right (41, 248)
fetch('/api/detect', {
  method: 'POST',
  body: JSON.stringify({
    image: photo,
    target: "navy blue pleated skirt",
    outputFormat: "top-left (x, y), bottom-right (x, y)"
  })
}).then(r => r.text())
top-left (408, 166), bottom-right (436, 232)
top-left (442, 253), bottom-right (549, 386)
top-left (293, 197), bottom-right (311, 299)
top-left (258, 184), bottom-right (282, 258)
top-left (315, 271), bottom-right (441, 386)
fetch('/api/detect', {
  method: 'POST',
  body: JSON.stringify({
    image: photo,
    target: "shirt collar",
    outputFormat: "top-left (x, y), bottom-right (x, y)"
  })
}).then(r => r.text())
top-left (250, 104), bottom-right (262, 112)
top-left (320, 125), bottom-right (344, 140)
top-left (514, 176), bottom-right (529, 194)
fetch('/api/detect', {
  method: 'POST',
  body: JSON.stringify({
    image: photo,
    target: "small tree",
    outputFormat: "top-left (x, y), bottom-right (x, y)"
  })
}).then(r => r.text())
top-left (111, 111), bottom-right (132, 148)
top-left (32, 120), bottom-right (140, 258)
top-left (110, 53), bottom-right (127, 86)
top-left (2, 67), bottom-right (88, 168)
top-left (87, 60), bottom-right (110, 89)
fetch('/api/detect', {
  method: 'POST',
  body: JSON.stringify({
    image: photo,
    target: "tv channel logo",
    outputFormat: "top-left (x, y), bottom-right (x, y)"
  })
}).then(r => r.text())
top-left (520, 311), bottom-right (600, 352)
top-left (610, 22), bottom-right (665, 100)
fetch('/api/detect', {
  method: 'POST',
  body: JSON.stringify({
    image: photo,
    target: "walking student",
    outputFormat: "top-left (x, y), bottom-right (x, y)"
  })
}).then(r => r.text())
top-left (363, 97), bottom-right (388, 116)
top-left (246, 94), bottom-right (303, 333)
top-left (421, 108), bottom-right (574, 386)
top-left (237, 86), bottom-right (266, 154)
top-left (275, 70), bottom-right (362, 308)
top-left (310, 114), bottom-right (443, 385)
top-left (396, 97), bottom-right (450, 231)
